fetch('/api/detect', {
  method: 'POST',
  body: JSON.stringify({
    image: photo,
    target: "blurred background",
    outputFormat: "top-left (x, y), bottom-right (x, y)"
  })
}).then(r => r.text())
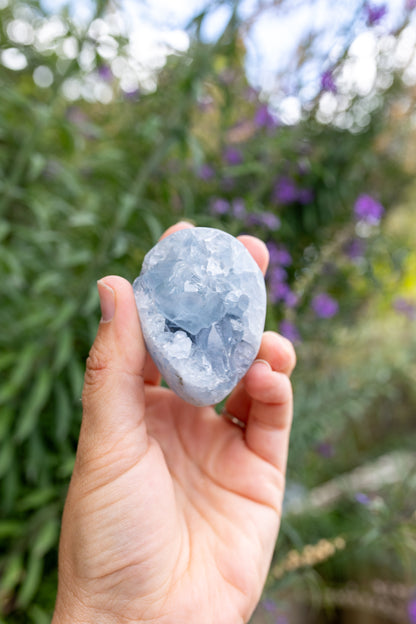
top-left (0, 0), bottom-right (416, 622)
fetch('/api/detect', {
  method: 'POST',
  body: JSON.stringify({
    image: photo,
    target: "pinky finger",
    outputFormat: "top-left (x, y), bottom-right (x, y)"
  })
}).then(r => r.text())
top-left (243, 360), bottom-right (293, 472)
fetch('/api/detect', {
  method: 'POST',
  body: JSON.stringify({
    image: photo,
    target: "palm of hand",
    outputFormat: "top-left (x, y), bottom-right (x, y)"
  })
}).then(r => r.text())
top-left (70, 384), bottom-right (284, 624)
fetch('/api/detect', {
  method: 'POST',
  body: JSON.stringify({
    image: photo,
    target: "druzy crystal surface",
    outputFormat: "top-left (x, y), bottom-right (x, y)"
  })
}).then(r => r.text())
top-left (133, 227), bottom-right (266, 406)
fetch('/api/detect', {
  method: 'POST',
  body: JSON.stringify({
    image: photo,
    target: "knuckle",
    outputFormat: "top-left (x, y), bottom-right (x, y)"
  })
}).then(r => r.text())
top-left (83, 342), bottom-right (111, 395)
top-left (267, 371), bottom-right (293, 405)
top-left (263, 330), bottom-right (297, 373)
top-left (277, 371), bottom-right (293, 401)
top-left (282, 337), bottom-right (297, 371)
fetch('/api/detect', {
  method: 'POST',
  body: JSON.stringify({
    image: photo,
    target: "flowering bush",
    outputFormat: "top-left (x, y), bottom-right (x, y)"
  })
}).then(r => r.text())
top-left (0, 0), bottom-right (416, 622)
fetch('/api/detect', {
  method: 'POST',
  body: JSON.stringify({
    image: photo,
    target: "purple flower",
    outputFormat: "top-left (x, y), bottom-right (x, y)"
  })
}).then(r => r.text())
top-left (280, 320), bottom-right (300, 343)
top-left (297, 188), bottom-right (314, 205)
top-left (269, 281), bottom-right (290, 304)
top-left (97, 64), bottom-right (113, 81)
top-left (261, 598), bottom-right (277, 613)
top-left (312, 293), bottom-right (339, 318)
top-left (219, 69), bottom-right (236, 85)
top-left (210, 198), bottom-right (230, 215)
top-left (246, 212), bottom-right (280, 231)
top-left (297, 161), bottom-right (310, 176)
top-left (266, 241), bottom-right (279, 264)
top-left (365, 3), bottom-right (388, 25)
top-left (355, 492), bottom-right (371, 505)
top-left (354, 194), bottom-right (384, 225)
top-left (274, 177), bottom-right (298, 204)
top-left (321, 70), bottom-right (337, 93)
top-left (123, 88), bottom-right (140, 100)
top-left (269, 265), bottom-right (288, 285)
top-left (393, 297), bottom-right (416, 320)
top-left (65, 107), bottom-right (98, 139)
top-left (407, 0), bottom-right (416, 9)
top-left (246, 214), bottom-right (260, 227)
top-left (197, 164), bottom-right (214, 180)
top-left (269, 280), bottom-right (298, 307)
top-left (322, 262), bottom-right (337, 277)
top-left (261, 212), bottom-right (281, 231)
top-left (223, 147), bottom-right (243, 166)
top-left (267, 242), bottom-right (292, 267)
top-left (284, 290), bottom-right (299, 308)
top-left (254, 104), bottom-right (277, 130)
top-left (245, 86), bottom-right (259, 102)
top-left (232, 198), bottom-right (246, 219)
top-left (221, 177), bottom-right (235, 191)
top-left (315, 442), bottom-right (335, 458)
top-left (198, 96), bottom-right (214, 112)
top-left (344, 238), bottom-right (366, 260)
top-left (66, 106), bottom-right (88, 125)
top-left (408, 598), bottom-right (416, 623)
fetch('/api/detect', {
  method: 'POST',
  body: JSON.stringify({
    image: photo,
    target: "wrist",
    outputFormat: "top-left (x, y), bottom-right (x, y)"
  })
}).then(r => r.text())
top-left (52, 586), bottom-right (120, 624)
top-left (52, 587), bottom-right (147, 624)
top-left (52, 600), bottom-right (126, 624)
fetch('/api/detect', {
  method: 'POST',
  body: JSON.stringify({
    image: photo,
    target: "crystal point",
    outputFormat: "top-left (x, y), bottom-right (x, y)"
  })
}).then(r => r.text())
top-left (133, 227), bottom-right (266, 406)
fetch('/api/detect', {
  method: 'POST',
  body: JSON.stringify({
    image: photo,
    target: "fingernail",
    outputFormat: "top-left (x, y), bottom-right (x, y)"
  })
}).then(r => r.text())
top-left (252, 359), bottom-right (272, 372)
top-left (97, 280), bottom-right (115, 323)
top-left (176, 220), bottom-right (195, 227)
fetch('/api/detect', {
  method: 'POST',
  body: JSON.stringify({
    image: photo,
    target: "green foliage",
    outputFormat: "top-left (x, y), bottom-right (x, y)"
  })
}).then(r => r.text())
top-left (0, 0), bottom-right (416, 621)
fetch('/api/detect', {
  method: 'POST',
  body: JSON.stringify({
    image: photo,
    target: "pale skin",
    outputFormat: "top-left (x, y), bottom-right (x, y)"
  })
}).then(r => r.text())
top-left (52, 222), bottom-right (296, 624)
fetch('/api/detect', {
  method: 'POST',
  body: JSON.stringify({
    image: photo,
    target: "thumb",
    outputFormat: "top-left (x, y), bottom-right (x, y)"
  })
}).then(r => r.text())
top-left (79, 276), bottom-right (148, 460)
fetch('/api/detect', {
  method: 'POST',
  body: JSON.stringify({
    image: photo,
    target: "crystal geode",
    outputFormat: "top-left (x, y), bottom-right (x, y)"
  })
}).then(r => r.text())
top-left (133, 227), bottom-right (266, 406)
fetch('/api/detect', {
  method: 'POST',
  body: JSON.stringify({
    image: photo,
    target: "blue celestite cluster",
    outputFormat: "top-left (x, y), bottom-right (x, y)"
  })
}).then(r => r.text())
top-left (133, 227), bottom-right (266, 406)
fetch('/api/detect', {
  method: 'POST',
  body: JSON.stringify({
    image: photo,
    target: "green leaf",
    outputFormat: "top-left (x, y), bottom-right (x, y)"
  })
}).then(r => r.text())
top-left (15, 368), bottom-right (52, 442)
top-left (0, 552), bottom-right (24, 594)
top-left (0, 352), bottom-right (15, 372)
top-left (53, 327), bottom-right (73, 372)
top-left (28, 604), bottom-right (52, 624)
top-left (0, 521), bottom-right (23, 539)
top-left (81, 282), bottom-right (99, 316)
top-left (50, 301), bottom-right (77, 331)
top-left (0, 352), bottom-right (15, 370)
top-left (28, 153), bottom-right (47, 182)
top-left (118, 193), bottom-right (138, 227)
top-left (18, 308), bottom-right (53, 333)
top-left (0, 438), bottom-right (13, 478)
top-left (56, 122), bottom-right (76, 153)
top-left (112, 232), bottom-right (129, 259)
top-left (32, 271), bottom-right (62, 295)
top-left (18, 487), bottom-right (56, 512)
top-left (57, 454), bottom-right (76, 479)
top-left (0, 342), bottom-right (39, 404)
top-left (25, 431), bottom-right (47, 483)
top-left (1, 459), bottom-right (19, 514)
top-left (0, 407), bottom-right (13, 440)
top-left (68, 358), bottom-right (84, 401)
top-left (0, 220), bottom-right (11, 241)
top-left (60, 249), bottom-right (92, 268)
top-left (32, 518), bottom-right (59, 558)
top-left (16, 552), bottom-right (43, 609)
top-left (143, 212), bottom-right (164, 244)
top-left (361, 527), bottom-right (379, 546)
top-left (68, 212), bottom-right (97, 227)
top-left (54, 381), bottom-right (72, 442)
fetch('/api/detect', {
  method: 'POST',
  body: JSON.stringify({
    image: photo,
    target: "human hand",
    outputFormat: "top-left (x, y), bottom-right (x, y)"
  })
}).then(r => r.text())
top-left (52, 223), bottom-right (296, 624)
